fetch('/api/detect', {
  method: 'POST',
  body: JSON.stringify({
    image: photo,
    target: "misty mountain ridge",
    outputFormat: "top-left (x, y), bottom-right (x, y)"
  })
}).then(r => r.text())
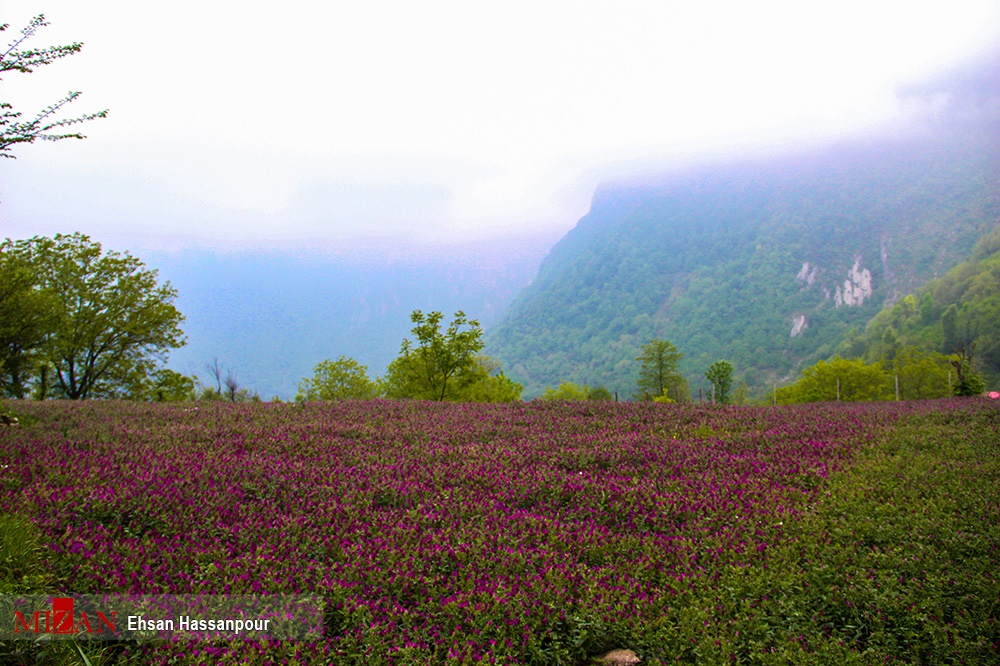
top-left (487, 103), bottom-right (1000, 398)
top-left (151, 233), bottom-right (556, 399)
top-left (150, 50), bottom-right (1000, 401)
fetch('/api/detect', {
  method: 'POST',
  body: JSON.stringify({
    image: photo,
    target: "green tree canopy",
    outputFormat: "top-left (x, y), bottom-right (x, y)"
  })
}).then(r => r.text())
top-left (297, 355), bottom-right (378, 401)
top-left (0, 243), bottom-right (55, 397)
top-left (381, 310), bottom-right (486, 401)
top-left (890, 346), bottom-right (952, 400)
top-left (4, 233), bottom-right (186, 399)
top-left (951, 354), bottom-right (986, 396)
top-left (635, 339), bottom-right (688, 401)
top-left (459, 356), bottom-right (524, 403)
top-left (777, 357), bottom-right (891, 404)
top-left (704, 360), bottom-right (734, 404)
top-left (538, 381), bottom-right (591, 401)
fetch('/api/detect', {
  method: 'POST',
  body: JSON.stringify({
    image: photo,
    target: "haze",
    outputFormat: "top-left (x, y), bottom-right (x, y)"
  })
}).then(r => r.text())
top-left (2, 0), bottom-right (999, 251)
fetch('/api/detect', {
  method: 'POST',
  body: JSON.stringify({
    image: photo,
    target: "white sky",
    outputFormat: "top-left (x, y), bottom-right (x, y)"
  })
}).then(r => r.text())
top-left (2, 0), bottom-right (999, 250)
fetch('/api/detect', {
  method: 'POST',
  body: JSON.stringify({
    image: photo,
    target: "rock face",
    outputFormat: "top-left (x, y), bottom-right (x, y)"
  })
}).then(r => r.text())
top-left (834, 256), bottom-right (874, 308)
top-left (790, 314), bottom-right (808, 338)
top-left (595, 649), bottom-right (641, 665)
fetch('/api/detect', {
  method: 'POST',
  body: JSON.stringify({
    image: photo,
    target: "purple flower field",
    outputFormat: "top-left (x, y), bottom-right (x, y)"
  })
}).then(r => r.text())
top-left (2, 398), bottom-right (997, 664)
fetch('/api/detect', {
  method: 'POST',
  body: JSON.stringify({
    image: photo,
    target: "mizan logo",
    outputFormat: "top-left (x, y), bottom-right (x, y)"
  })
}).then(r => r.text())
top-left (14, 597), bottom-right (118, 636)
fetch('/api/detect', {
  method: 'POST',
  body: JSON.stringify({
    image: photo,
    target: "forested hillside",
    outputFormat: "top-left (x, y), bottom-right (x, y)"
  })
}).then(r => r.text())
top-left (842, 224), bottom-right (1000, 388)
top-left (487, 117), bottom-right (1000, 398)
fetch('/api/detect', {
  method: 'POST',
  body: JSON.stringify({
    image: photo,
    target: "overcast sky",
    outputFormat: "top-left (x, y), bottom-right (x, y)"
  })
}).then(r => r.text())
top-left (2, 0), bottom-right (998, 251)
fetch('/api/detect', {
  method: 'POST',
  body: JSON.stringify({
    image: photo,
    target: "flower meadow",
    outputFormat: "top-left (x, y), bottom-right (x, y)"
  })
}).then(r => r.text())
top-left (1, 398), bottom-right (998, 665)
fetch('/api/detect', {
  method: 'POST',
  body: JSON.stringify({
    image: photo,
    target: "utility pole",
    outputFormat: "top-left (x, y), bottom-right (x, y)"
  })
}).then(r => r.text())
top-left (895, 375), bottom-right (899, 401)
top-left (836, 378), bottom-right (841, 402)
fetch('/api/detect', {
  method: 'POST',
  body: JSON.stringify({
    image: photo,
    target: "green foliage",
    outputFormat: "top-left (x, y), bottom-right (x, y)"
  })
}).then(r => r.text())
top-left (857, 224), bottom-right (1000, 389)
top-left (297, 356), bottom-right (378, 401)
top-left (777, 356), bottom-right (891, 404)
top-left (890, 346), bottom-right (952, 399)
top-left (0, 513), bottom-right (51, 593)
top-left (704, 360), bottom-right (734, 404)
top-left (651, 389), bottom-right (674, 404)
top-left (585, 385), bottom-right (613, 401)
top-left (0, 15), bottom-right (107, 158)
top-left (941, 303), bottom-right (959, 354)
top-left (195, 386), bottom-right (226, 402)
top-left (0, 245), bottom-right (55, 397)
top-left (951, 356), bottom-right (986, 396)
top-left (382, 311), bottom-right (487, 401)
top-left (460, 358), bottom-right (524, 403)
top-left (635, 339), bottom-right (687, 402)
top-left (538, 381), bottom-right (590, 401)
top-left (136, 368), bottom-right (195, 402)
top-left (1, 234), bottom-right (187, 400)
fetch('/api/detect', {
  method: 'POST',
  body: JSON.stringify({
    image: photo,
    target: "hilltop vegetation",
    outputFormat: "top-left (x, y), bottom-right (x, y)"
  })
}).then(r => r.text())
top-left (487, 121), bottom-right (1000, 399)
top-left (841, 224), bottom-right (1000, 388)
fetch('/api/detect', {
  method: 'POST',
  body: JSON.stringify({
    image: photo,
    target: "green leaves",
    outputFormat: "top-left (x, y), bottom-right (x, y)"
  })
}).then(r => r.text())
top-left (704, 360), bottom-right (734, 404)
top-left (635, 339), bottom-right (687, 402)
top-left (0, 244), bottom-right (57, 398)
top-left (382, 310), bottom-right (487, 401)
top-left (0, 15), bottom-right (107, 158)
top-left (0, 233), bottom-right (186, 399)
top-left (297, 356), bottom-right (378, 401)
top-left (777, 357), bottom-right (890, 404)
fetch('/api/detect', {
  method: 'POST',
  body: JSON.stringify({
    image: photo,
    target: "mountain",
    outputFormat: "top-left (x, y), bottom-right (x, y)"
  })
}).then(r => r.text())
top-left (148, 234), bottom-right (555, 399)
top-left (847, 224), bottom-right (1000, 388)
top-left (487, 113), bottom-right (1000, 399)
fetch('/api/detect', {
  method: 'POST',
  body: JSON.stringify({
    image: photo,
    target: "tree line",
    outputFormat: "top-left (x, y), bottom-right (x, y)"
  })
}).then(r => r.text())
top-left (2, 232), bottom-right (990, 407)
top-left (297, 310), bottom-right (522, 403)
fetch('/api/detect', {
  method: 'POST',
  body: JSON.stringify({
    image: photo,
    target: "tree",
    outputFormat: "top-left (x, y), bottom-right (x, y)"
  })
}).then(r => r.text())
top-left (10, 233), bottom-right (185, 399)
top-left (381, 310), bottom-right (485, 401)
top-left (704, 360), bottom-right (734, 404)
top-left (297, 356), bottom-right (378, 401)
top-left (891, 346), bottom-right (951, 399)
top-left (0, 243), bottom-right (55, 397)
top-left (585, 385), bottom-right (613, 401)
top-left (459, 355), bottom-right (523, 403)
top-left (205, 356), bottom-right (224, 393)
top-left (950, 344), bottom-right (986, 396)
top-left (123, 368), bottom-right (194, 402)
top-left (539, 381), bottom-right (590, 401)
top-left (635, 339), bottom-right (687, 401)
top-left (941, 304), bottom-right (959, 354)
top-left (0, 15), bottom-right (107, 159)
top-left (223, 369), bottom-right (240, 403)
top-left (776, 357), bottom-right (891, 404)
